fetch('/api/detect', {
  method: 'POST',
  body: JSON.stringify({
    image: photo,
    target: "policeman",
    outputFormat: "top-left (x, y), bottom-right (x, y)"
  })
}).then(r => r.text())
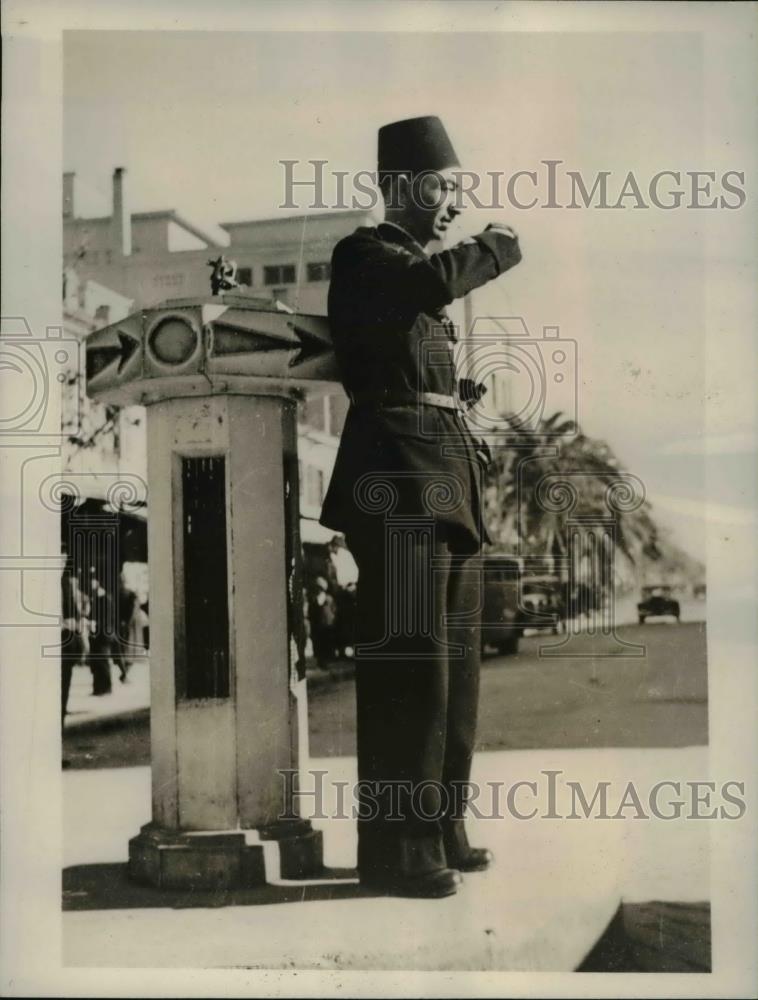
top-left (320, 116), bottom-right (522, 897)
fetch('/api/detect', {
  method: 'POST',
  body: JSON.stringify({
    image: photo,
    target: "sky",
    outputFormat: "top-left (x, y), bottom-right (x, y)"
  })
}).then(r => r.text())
top-left (63, 29), bottom-right (756, 559)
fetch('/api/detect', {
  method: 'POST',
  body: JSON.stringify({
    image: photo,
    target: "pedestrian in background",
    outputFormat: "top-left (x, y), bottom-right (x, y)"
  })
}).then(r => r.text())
top-left (87, 570), bottom-right (114, 696)
top-left (61, 563), bottom-right (88, 726)
top-left (327, 535), bottom-right (359, 657)
top-left (307, 576), bottom-right (338, 672)
top-left (113, 574), bottom-right (138, 683)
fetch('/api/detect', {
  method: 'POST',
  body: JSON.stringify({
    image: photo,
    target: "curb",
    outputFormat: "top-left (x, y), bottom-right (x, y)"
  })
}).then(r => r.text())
top-left (64, 705), bottom-right (150, 735)
top-left (305, 662), bottom-right (355, 688)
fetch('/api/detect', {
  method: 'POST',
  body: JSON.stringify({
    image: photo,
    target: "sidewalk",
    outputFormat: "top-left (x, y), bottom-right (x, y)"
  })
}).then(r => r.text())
top-left (64, 658), bottom-right (151, 731)
top-left (64, 655), bottom-right (349, 729)
top-left (62, 745), bottom-right (709, 971)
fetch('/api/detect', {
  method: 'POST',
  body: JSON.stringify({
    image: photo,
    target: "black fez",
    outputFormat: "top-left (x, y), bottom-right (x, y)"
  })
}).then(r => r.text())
top-left (377, 116), bottom-right (460, 180)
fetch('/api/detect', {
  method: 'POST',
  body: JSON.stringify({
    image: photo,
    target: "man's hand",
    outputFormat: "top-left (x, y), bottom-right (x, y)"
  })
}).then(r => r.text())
top-left (458, 377), bottom-right (488, 409)
top-left (484, 222), bottom-right (522, 271)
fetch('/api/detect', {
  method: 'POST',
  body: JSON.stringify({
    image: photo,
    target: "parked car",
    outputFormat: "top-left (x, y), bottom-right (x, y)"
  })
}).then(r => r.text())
top-left (637, 585), bottom-right (680, 624)
top-left (520, 575), bottom-right (566, 634)
top-left (481, 556), bottom-right (523, 656)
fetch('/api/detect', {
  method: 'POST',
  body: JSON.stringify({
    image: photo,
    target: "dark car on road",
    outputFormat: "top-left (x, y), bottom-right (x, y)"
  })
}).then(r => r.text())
top-left (637, 585), bottom-right (681, 624)
top-left (521, 575), bottom-right (566, 635)
top-left (482, 555), bottom-right (523, 656)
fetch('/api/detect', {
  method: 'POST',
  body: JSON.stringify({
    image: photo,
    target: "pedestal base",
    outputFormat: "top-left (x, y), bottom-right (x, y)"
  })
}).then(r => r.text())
top-left (128, 820), bottom-right (324, 889)
top-left (258, 818), bottom-right (325, 879)
top-left (128, 824), bottom-right (266, 890)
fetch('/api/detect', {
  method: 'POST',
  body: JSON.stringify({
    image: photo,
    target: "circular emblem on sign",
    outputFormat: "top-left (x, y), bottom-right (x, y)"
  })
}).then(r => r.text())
top-left (147, 314), bottom-right (200, 367)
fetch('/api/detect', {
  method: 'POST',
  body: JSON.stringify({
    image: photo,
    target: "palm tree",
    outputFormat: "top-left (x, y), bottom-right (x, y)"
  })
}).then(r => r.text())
top-left (484, 412), bottom-right (661, 600)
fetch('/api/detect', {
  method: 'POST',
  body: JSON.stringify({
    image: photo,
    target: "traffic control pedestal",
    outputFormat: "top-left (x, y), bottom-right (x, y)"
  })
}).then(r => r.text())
top-left (86, 292), bottom-right (338, 889)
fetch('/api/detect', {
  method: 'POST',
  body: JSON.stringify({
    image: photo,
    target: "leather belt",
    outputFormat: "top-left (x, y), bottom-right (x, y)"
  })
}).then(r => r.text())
top-left (348, 389), bottom-right (465, 413)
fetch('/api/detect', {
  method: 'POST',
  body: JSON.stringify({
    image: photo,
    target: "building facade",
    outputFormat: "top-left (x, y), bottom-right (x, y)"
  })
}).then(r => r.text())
top-left (64, 169), bottom-right (375, 316)
top-left (64, 169), bottom-right (377, 540)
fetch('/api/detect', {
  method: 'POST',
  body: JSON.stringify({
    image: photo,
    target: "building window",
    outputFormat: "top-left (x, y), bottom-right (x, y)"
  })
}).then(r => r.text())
top-left (306, 261), bottom-right (331, 282)
top-left (264, 264), bottom-right (296, 286)
top-left (236, 266), bottom-right (252, 286)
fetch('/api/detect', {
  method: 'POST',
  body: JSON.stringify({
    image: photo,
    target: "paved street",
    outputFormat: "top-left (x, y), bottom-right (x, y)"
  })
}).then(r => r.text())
top-left (310, 619), bottom-right (707, 757)
top-left (64, 618), bottom-right (707, 769)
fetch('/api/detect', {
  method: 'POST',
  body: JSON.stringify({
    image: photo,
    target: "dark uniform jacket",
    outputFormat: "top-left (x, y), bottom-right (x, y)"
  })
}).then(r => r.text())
top-left (319, 221), bottom-right (517, 553)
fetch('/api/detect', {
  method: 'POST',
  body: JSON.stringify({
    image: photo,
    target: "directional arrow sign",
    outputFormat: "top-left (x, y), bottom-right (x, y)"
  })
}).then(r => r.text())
top-left (287, 315), bottom-right (333, 367)
top-left (86, 326), bottom-right (141, 383)
top-left (86, 299), bottom-right (339, 404)
top-left (116, 330), bottom-right (141, 371)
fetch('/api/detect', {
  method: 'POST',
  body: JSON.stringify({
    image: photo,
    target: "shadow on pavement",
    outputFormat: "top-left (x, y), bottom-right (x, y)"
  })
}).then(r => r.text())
top-left (63, 863), bottom-right (364, 911)
top-left (577, 901), bottom-right (711, 972)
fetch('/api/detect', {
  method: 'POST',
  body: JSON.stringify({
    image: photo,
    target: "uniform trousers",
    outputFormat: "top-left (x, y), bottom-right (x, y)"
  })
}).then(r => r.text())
top-left (346, 522), bottom-right (483, 878)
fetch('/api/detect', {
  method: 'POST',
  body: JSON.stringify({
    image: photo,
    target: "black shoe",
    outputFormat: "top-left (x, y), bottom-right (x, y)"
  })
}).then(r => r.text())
top-left (360, 866), bottom-right (462, 898)
top-left (442, 823), bottom-right (495, 873)
top-left (448, 846), bottom-right (494, 873)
